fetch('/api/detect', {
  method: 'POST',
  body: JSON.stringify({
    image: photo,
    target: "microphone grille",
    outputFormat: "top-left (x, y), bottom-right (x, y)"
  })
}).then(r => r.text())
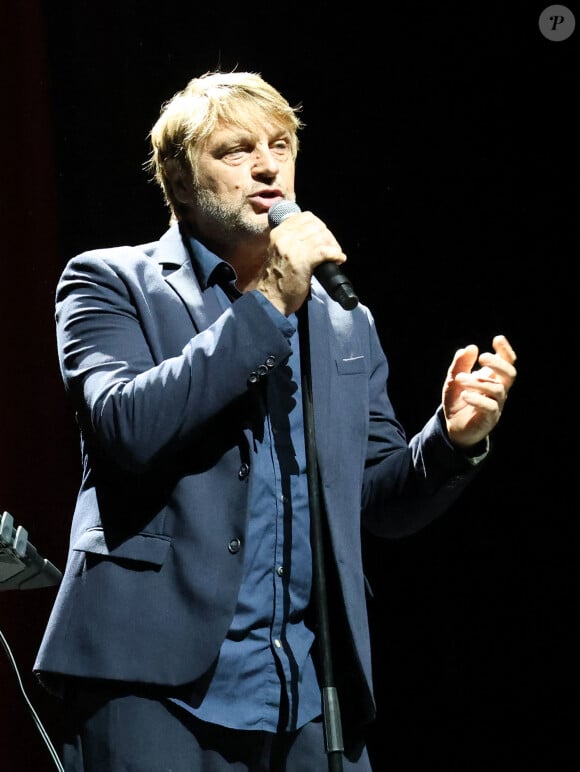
top-left (267, 200), bottom-right (301, 228)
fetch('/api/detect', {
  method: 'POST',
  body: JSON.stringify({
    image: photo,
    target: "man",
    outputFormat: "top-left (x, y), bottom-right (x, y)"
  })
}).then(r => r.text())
top-left (34, 70), bottom-right (517, 771)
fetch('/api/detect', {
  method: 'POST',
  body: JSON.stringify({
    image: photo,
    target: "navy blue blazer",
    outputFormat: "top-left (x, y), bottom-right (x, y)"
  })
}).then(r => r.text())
top-left (34, 223), bottom-right (480, 731)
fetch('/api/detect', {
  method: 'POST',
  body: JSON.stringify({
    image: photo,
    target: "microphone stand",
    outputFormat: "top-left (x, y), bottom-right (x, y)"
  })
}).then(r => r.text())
top-left (298, 304), bottom-right (344, 772)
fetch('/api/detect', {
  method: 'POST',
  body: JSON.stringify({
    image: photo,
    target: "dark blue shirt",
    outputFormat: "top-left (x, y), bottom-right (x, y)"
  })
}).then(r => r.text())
top-left (169, 237), bottom-right (322, 732)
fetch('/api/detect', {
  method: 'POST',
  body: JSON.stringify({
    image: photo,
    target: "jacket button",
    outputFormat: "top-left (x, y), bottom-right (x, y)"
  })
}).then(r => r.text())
top-left (248, 371), bottom-right (259, 384)
top-left (238, 463), bottom-right (250, 480)
top-left (265, 355), bottom-right (276, 368)
top-left (228, 538), bottom-right (241, 554)
top-left (257, 364), bottom-right (269, 377)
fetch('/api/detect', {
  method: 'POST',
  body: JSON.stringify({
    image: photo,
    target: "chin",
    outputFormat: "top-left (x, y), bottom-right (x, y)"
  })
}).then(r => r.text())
top-left (241, 218), bottom-right (268, 237)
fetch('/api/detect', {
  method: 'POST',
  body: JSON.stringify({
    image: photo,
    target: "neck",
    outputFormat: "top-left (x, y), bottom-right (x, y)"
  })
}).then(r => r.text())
top-left (223, 238), bottom-right (269, 292)
top-left (181, 219), bottom-right (269, 293)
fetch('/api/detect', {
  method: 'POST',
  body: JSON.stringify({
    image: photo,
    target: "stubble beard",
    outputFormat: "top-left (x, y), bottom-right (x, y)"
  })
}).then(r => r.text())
top-left (193, 186), bottom-right (267, 249)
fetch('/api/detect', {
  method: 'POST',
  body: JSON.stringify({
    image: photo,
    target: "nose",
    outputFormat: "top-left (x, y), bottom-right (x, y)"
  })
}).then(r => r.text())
top-left (251, 145), bottom-right (279, 178)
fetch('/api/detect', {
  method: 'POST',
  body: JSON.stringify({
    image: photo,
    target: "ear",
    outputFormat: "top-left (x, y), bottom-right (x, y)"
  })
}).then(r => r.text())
top-left (164, 158), bottom-right (194, 205)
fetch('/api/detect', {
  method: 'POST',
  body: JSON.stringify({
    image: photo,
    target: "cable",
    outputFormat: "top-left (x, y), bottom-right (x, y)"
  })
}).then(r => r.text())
top-left (0, 626), bottom-right (65, 772)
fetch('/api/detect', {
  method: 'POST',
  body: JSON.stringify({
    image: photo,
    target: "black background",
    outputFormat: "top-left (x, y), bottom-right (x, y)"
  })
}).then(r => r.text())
top-left (1, 1), bottom-right (578, 769)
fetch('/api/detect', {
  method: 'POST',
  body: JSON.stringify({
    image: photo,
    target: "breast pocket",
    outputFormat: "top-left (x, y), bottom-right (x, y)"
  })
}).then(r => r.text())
top-left (318, 355), bottom-right (369, 486)
top-left (335, 355), bottom-right (367, 375)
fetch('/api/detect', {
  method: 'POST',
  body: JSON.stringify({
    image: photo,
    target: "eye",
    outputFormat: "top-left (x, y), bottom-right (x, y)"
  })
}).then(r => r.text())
top-left (220, 146), bottom-right (251, 164)
top-left (271, 139), bottom-right (291, 156)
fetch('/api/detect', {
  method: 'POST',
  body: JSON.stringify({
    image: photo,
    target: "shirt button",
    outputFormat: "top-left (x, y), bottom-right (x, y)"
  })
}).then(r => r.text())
top-left (276, 565), bottom-right (284, 577)
top-left (227, 538), bottom-right (241, 554)
top-left (238, 463), bottom-right (250, 480)
top-left (273, 638), bottom-right (282, 648)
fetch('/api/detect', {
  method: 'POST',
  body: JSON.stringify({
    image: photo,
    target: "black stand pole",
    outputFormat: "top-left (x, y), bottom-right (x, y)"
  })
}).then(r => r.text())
top-left (298, 305), bottom-right (344, 772)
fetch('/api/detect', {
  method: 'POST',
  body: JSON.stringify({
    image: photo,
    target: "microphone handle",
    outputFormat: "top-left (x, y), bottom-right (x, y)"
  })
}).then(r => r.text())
top-left (268, 200), bottom-right (359, 311)
top-left (314, 263), bottom-right (359, 311)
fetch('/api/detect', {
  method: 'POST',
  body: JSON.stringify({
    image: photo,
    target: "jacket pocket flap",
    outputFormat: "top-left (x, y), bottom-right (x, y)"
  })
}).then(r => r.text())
top-left (73, 527), bottom-right (171, 566)
top-left (336, 355), bottom-right (367, 375)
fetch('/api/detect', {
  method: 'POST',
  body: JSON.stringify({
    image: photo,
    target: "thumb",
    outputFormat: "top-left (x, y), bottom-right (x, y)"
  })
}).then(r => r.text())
top-left (448, 344), bottom-right (479, 378)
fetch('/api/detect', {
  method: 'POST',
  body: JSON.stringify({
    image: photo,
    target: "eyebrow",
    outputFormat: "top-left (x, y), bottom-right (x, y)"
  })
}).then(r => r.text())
top-left (213, 124), bottom-right (291, 146)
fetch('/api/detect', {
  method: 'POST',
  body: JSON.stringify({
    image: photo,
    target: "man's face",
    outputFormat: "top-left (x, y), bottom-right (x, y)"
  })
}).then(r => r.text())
top-left (189, 120), bottom-right (296, 241)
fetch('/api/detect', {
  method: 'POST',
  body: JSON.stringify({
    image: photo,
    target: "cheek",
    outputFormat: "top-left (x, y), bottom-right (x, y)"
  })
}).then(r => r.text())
top-left (278, 164), bottom-right (295, 190)
top-left (196, 160), bottom-right (250, 198)
top-left (208, 175), bottom-right (243, 195)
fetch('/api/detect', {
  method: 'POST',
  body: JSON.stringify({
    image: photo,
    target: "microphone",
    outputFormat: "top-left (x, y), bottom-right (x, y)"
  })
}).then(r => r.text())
top-left (267, 200), bottom-right (359, 311)
top-left (1, 510), bottom-right (62, 591)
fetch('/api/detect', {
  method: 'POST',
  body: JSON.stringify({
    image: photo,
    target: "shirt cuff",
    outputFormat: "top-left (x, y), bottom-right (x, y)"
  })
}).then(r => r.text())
top-left (463, 436), bottom-right (491, 466)
top-left (249, 290), bottom-right (296, 339)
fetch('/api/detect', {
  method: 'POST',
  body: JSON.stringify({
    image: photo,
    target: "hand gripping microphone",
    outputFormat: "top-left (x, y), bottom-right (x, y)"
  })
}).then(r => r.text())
top-left (267, 200), bottom-right (359, 311)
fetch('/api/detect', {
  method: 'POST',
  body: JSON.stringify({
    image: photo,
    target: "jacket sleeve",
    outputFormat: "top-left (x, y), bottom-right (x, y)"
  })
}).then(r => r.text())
top-left (56, 249), bottom-right (292, 472)
top-left (360, 309), bottom-right (484, 538)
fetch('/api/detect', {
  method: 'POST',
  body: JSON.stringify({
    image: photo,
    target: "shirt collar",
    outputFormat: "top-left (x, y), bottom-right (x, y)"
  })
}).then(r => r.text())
top-left (186, 235), bottom-right (237, 291)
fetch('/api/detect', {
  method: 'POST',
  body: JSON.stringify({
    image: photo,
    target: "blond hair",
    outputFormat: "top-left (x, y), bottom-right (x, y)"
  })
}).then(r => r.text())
top-left (147, 71), bottom-right (303, 220)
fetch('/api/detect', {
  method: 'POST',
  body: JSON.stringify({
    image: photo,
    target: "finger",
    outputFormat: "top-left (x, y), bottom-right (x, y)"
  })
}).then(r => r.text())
top-left (448, 344), bottom-right (479, 378)
top-left (455, 371), bottom-right (506, 398)
top-left (459, 388), bottom-right (503, 422)
top-left (316, 244), bottom-right (347, 267)
top-left (478, 351), bottom-right (517, 385)
top-left (492, 334), bottom-right (517, 364)
top-left (473, 365), bottom-right (497, 382)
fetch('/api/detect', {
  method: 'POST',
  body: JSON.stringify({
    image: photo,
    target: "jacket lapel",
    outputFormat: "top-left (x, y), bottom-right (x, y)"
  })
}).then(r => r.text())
top-left (304, 291), bottom-right (333, 481)
top-left (307, 285), bottom-right (363, 486)
top-left (156, 224), bottom-right (224, 332)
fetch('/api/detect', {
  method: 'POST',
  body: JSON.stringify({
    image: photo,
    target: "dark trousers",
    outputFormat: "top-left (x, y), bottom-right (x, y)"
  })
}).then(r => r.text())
top-left (58, 682), bottom-right (373, 771)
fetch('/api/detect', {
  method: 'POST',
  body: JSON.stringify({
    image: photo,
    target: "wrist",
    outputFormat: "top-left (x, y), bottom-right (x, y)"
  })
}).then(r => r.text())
top-left (461, 436), bottom-right (490, 466)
